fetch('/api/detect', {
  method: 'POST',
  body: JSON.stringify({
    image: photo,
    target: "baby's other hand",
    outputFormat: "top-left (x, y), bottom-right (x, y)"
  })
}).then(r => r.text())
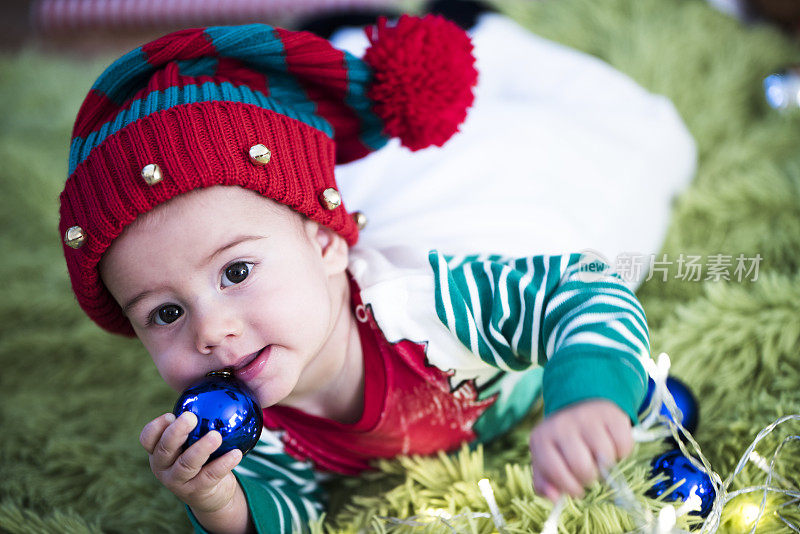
top-left (529, 399), bottom-right (633, 502)
top-left (140, 412), bottom-right (243, 515)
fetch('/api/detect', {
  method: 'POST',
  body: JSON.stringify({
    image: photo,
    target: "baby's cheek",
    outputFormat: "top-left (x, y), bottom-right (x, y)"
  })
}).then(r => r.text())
top-left (149, 350), bottom-right (196, 393)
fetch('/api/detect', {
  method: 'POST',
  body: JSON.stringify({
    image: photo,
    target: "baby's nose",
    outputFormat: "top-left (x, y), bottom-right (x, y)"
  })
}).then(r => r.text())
top-left (193, 308), bottom-right (243, 355)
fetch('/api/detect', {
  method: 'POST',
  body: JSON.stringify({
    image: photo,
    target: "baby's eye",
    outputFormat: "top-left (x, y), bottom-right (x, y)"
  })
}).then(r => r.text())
top-left (222, 262), bottom-right (254, 287)
top-left (153, 304), bottom-right (183, 325)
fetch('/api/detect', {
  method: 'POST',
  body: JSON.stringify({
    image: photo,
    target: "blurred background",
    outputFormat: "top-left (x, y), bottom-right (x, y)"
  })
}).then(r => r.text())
top-left (0, 0), bottom-right (500, 55)
top-left (0, 0), bottom-right (798, 56)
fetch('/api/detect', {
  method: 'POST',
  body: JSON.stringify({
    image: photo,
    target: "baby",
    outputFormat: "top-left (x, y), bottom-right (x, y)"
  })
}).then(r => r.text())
top-left (59, 16), bottom-right (650, 534)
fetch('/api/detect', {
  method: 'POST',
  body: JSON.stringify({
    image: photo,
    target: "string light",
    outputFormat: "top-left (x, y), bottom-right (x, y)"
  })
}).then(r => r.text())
top-left (604, 353), bottom-right (800, 534)
top-left (376, 510), bottom-right (492, 532)
top-left (419, 508), bottom-right (453, 520)
top-left (540, 496), bottom-right (566, 534)
top-left (738, 502), bottom-right (763, 528)
top-left (377, 352), bottom-right (800, 533)
top-left (478, 478), bottom-right (508, 534)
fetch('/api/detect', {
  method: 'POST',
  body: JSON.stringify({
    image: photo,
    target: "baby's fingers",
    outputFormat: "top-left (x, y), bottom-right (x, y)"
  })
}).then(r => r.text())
top-left (151, 411), bottom-right (198, 471)
top-left (532, 442), bottom-right (585, 498)
top-left (197, 449), bottom-right (243, 488)
top-left (605, 415), bottom-right (634, 460)
top-left (561, 438), bottom-right (600, 488)
top-left (170, 430), bottom-right (224, 485)
top-left (140, 413), bottom-right (176, 454)
top-left (532, 469), bottom-right (562, 502)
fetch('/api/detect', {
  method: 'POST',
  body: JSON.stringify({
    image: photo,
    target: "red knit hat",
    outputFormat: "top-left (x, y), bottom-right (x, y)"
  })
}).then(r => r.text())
top-left (59, 15), bottom-right (477, 337)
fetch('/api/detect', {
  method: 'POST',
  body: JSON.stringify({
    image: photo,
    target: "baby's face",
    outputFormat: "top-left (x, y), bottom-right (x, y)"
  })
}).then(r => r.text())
top-left (100, 185), bottom-right (349, 409)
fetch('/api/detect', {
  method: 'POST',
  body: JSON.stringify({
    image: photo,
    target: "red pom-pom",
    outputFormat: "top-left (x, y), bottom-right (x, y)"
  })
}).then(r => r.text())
top-left (363, 14), bottom-right (478, 151)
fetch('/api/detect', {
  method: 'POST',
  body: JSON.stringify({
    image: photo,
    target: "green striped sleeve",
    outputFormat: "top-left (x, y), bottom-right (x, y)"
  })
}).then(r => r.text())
top-left (540, 256), bottom-right (649, 420)
top-left (188, 436), bottom-right (325, 533)
top-left (430, 251), bottom-right (568, 370)
top-left (429, 250), bottom-right (649, 421)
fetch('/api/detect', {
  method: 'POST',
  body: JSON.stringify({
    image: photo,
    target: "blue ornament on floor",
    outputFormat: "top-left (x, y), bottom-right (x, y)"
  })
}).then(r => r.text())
top-left (647, 449), bottom-right (716, 518)
top-left (764, 66), bottom-right (800, 111)
top-left (173, 370), bottom-right (263, 461)
top-left (638, 376), bottom-right (699, 435)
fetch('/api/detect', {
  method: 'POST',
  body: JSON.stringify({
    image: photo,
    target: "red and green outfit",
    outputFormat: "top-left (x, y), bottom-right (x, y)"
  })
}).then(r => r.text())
top-left (188, 246), bottom-right (650, 533)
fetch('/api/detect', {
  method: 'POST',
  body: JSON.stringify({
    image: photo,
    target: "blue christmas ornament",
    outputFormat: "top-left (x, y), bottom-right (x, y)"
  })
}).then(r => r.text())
top-left (173, 370), bottom-right (263, 461)
top-left (638, 376), bottom-right (699, 435)
top-left (647, 449), bottom-right (716, 518)
top-left (764, 66), bottom-right (800, 111)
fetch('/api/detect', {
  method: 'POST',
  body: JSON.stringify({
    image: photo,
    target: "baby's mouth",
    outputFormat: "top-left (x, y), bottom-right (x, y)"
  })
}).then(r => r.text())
top-left (232, 346), bottom-right (271, 382)
top-left (233, 349), bottom-right (262, 371)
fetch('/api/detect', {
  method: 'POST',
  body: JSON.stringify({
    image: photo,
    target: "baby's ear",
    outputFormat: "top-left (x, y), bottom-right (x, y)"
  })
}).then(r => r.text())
top-left (305, 219), bottom-right (349, 275)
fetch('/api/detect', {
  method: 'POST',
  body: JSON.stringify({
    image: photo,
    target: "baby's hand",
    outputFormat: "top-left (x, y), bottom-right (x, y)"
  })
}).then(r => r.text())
top-left (529, 399), bottom-right (634, 501)
top-left (140, 412), bottom-right (243, 515)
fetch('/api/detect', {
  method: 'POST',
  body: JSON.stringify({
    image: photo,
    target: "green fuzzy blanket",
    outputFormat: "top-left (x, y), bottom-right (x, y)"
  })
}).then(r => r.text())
top-left (1, 0), bottom-right (799, 532)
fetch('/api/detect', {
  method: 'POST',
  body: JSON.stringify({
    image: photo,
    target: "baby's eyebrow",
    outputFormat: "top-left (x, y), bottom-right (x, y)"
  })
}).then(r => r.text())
top-left (122, 290), bottom-right (152, 316)
top-left (202, 235), bottom-right (269, 267)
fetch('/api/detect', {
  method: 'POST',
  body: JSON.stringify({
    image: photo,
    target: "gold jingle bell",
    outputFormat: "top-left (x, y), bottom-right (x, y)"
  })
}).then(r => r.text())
top-left (320, 188), bottom-right (341, 210)
top-left (352, 211), bottom-right (367, 230)
top-left (141, 163), bottom-right (163, 186)
top-left (65, 225), bottom-right (86, 249)
top-left (249, 144), bottom-right (271, 165)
